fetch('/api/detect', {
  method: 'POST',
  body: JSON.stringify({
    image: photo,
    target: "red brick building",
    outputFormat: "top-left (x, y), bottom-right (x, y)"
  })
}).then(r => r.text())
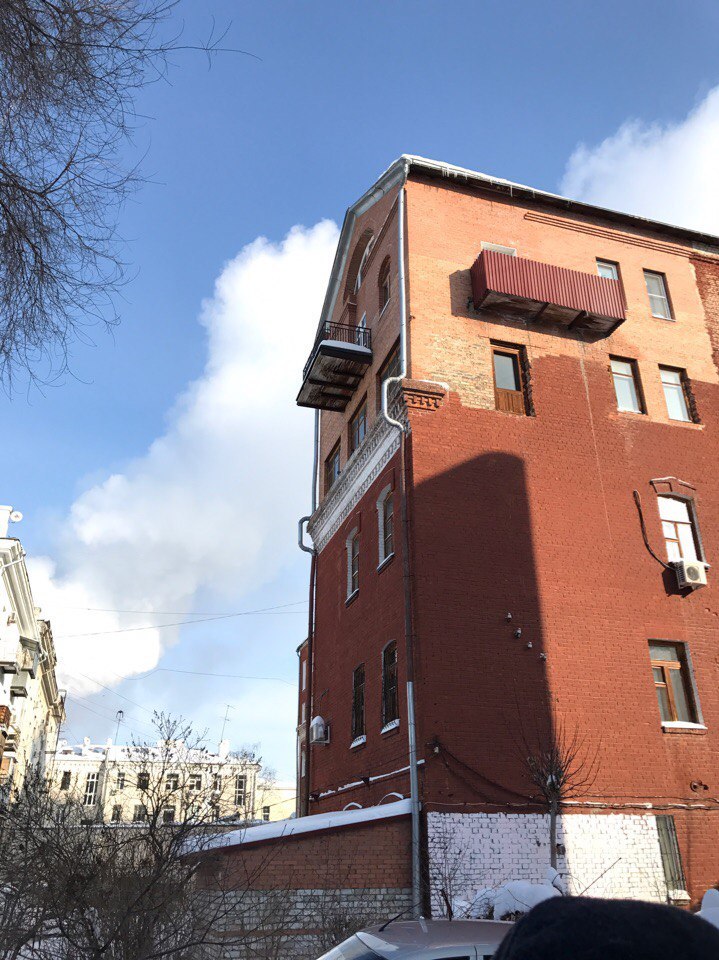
top-left (296, 156), bottom-right (719, 909)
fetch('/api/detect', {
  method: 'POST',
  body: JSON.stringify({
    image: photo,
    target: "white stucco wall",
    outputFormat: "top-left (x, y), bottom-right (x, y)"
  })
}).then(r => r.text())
top-left (427, 811), bottom-right (670, 910)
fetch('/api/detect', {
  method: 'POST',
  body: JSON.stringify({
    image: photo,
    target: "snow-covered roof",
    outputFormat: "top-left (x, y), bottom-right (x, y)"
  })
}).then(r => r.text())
top-left (54, 738), bottom-right (256, 766)
top-left (199, 798), bottom-right (412, 852)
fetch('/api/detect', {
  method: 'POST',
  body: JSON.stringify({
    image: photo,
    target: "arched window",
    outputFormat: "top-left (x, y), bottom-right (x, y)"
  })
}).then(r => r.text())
top-left (346, 528), bottom-right (360, 599)
top-left (382, 641), bottom-right (399, 728)
top-left (657, 496), bottom-right (702, 563)
top-left (354, 239), bottom-right (374, 294)
top-left (376, 485), bottom-right (394, 566)
top-left (378, 256), bottom-right (391, 311)
top-left (344, 230), bottom-right (374, 301)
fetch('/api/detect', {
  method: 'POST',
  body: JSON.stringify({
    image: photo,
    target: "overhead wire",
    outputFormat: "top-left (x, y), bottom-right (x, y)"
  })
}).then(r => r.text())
top-left (53, 600), bottom-right (309, 639)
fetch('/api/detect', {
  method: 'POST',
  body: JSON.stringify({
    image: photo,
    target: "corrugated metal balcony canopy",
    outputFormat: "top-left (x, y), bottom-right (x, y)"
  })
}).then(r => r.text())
top-left (297, 322), bottom-right (372, 411)
top-left (470, 250), bottom-right (626, 334)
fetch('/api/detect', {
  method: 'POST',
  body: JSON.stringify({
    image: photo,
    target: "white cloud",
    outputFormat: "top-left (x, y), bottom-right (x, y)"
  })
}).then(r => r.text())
top-left (561, 87), bottom-right (719, 235)
top-left (30, 221), bottom-right (339, 695)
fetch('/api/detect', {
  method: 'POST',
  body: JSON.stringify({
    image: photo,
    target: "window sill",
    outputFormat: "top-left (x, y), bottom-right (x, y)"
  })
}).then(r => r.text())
top-left (616, 409), bottom-right (646, 417)
top-left (377, 553), bottom-right (395, 574)
top-left (350, 735), bottom-right (366, 750)
top-left (661, 721), bottom-right (707, 735)
top-left (381, 719), bottom-right (400, 735)
top-left (665, 418), bottom-right (703, 429)
top-left (345, 590), bottom-right (359, 608)
top-left (668, 889), bottom-right (691, 903)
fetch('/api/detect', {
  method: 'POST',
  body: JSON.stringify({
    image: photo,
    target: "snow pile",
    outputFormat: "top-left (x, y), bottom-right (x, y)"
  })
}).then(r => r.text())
top-left (698, 888), bottom-right (719, 930)
top-left (454, 868), bottom-right (565, 920)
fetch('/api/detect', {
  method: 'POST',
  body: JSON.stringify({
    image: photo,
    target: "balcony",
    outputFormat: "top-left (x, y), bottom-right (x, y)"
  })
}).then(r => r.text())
top-left (297, 322), bottom-right (372, 412)
top-left (470, 250), bottom-right (626, 335)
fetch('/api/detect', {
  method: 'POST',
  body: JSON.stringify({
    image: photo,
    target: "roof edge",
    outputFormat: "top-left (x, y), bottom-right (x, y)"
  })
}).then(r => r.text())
top-left (197, 798), bottom-right (412, 853)
top-left (311, 154), bottom-right (719, 344)
top-left (401, 153), bottom-right (719, 249)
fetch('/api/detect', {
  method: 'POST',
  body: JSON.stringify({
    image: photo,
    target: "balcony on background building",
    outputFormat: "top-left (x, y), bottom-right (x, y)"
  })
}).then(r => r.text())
top-left (470, 250), bottom-right (626, 335)
top-left (297, 322), bottom-right (372, 411)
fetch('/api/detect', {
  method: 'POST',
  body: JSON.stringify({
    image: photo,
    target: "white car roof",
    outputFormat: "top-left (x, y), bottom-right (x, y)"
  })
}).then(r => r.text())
top-left (356, 919), bottom-right (511, 957)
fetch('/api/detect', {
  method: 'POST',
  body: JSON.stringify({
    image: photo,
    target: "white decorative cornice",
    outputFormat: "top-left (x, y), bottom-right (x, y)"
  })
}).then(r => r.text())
top-left (308, 415), bottom-right (401, 553)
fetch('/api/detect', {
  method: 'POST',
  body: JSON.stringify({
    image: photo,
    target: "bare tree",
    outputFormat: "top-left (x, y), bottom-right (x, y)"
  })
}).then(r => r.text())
top-left (519, 718), bottom-right (600, 870)
top-left (0, 0), bottom-right (252, 388)
top-left (0, 714), bottom-right (267, 959)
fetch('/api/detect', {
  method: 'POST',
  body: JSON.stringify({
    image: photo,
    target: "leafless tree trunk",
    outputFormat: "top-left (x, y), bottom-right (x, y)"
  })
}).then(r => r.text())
top-left (518, 718), bottom-right (600, 870)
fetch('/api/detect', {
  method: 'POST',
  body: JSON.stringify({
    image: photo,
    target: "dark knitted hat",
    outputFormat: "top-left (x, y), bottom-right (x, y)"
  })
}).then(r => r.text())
top-left (493, 896), bottom-right (719, 960)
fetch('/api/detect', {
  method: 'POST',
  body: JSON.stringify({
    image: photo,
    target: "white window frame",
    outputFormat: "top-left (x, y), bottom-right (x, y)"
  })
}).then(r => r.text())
top-left (644, 270), bottom-right (673, 320)
top-left (301, 659), bottom-right (307, 691)
top-left (346, 527), bottom-right (359, 600)
top-left (597, 259), bottom-right (619, 281)
top-left (376, 485), bottom-right (395, 567)
top-left (657, 495), bottom-right (703, 564)
top-left (83, 772), bottom-right (98, 807)
top-left (660, 367), bottom-right (691, 422)
top-left (354, 239), bottom-right (374, 294)
top-left (610, 357), bottom-right (643, 414)
top-left (234, 774), bottom-right (247, 807)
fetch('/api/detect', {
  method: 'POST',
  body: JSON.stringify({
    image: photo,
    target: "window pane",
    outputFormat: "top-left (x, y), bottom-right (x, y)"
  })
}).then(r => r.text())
top-left (677, 522), bottom-right (698, 562)
top-left (597, 260), bottom-right (618, 280)
top-left (650, 642), bottom-right (679, 662)
top-left (652, 666), bottom-right (664, 684)
top-left (658, 497), bottom-right (690, 523)
top-left (610, 359), bottom-right (632, 377)
top-left (669, 668), bottom-right (693, 722)
top-left (645, 272), bottom-right (671, 319)
top-left (666, 540), bottom-right (681, 562)
top-left (611, 366), bottom-right (641, 413)
top-left (660, 368), bottom-right (681, 386)
top-left (655, 684), bottom-right (673, 722)
top-left (493, 352), bottom-right (520, 391)
top-left (662, 381), bottom-right (690, 422)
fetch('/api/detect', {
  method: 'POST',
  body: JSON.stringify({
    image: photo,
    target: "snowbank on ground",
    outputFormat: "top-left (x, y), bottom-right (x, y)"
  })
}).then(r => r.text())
top-left (453, 868), bottom-right (565, 920)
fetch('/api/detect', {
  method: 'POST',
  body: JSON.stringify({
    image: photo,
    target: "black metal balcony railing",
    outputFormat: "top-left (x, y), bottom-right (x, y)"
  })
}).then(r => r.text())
top-left (303, 322), bottom-right (371, 381)
top-left (298, 321), bottom-right (373, 412)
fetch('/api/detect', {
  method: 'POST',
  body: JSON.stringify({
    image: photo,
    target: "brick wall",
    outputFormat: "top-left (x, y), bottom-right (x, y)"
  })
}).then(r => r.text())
top-left (302, 169), bottom-right (719, 904)
top-left (198, 817), bottom-right (412, 958)
top-left (427, 811), bottom-right (670, 909)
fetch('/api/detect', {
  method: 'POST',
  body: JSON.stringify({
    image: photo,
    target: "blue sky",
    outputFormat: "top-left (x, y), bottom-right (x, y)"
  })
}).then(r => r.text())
top-left (8, 0), bottom-right (719, 779)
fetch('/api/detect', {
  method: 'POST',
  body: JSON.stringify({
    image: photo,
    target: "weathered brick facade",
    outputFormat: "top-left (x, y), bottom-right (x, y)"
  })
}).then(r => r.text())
top-left (299, 158), bottom-right (719, 907)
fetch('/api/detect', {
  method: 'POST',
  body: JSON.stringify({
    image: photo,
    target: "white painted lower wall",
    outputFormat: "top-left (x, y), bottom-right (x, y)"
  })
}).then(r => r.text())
top-left (427, 811), bottom-right (671, 911)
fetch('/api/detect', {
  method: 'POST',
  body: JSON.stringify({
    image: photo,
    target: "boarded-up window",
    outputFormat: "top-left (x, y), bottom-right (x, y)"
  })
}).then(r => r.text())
top-left (492, 345), bottom-right (526, 415)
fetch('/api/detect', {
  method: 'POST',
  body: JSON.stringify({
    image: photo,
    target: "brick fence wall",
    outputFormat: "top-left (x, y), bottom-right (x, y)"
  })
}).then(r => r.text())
top-left (197, 815), bottom-right (413, 958)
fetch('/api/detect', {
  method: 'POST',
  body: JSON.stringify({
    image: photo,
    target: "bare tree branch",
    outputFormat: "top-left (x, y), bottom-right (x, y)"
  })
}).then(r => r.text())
top-left (0, 0), bottom-right (255, 390)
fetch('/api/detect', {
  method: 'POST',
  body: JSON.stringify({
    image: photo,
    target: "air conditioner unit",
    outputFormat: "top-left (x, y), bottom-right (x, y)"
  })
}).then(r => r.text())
top-left (309, 716), bottom-right (330, 745)
top-left (674, 560), bottom-right (708, 590)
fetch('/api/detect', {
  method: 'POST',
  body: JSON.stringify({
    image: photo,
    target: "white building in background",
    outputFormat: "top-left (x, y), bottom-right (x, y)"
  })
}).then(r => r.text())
top-left (50, 738), bottom-right (262, 824)
top-left (0, 507), bottom-right (65, 790)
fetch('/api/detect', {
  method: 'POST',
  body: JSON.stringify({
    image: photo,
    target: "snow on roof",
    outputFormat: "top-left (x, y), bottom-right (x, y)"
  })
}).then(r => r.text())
top-left (199, 798), bottom-right (412, 852)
